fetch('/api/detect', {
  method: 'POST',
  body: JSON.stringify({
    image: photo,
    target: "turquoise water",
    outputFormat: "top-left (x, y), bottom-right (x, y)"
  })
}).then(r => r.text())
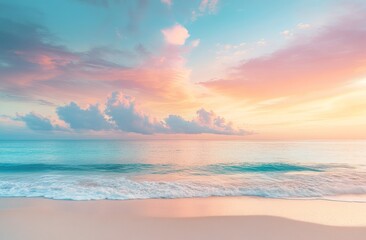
top-left (0, 140), bottom-right (366, 201)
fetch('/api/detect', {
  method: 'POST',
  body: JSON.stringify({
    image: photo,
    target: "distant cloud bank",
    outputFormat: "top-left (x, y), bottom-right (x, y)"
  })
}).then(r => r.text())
top-left (17, 92), bottom-right (248, 135)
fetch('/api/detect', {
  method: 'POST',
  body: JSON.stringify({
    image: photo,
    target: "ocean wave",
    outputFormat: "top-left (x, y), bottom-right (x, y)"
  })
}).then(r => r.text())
top-left (201, 162), bottom-right (325, 174)
top-left (0, 166), bottom-right (365, 201)
top-left (0, 163), bottom-right (164, 173)
top-left (0, 162), bottom-right (334, 174)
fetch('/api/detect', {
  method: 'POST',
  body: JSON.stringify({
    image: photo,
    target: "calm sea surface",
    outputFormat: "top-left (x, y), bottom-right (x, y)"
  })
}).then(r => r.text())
top-left (0, 140), bottom-right (365, 201)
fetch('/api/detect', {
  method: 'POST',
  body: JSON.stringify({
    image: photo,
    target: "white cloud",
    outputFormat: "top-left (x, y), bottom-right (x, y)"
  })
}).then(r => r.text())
top-left (256, 39), bottom-right (267, 46)
top-left (192, 0), bottom-right (219, 21)
top-left (191, 39), bottom-right (200, 48)
top-left (199, 0), bottom-right (219, 13)
top-left (214, 42), bottom-right (249, 70)
top-left (281, 30), bottom-right (294, 38)
top-left (297, 23), bottom-right (311, 29)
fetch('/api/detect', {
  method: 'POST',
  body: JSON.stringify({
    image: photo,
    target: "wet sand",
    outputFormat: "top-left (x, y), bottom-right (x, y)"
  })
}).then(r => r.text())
top-left (1, 197), bottom-right (366, 240)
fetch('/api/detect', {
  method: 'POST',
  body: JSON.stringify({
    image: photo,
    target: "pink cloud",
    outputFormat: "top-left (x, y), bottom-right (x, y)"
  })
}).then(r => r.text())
top-left (15, 51), bottom-right (76, 71)
top-left (202, 11), bottom-right (366, 100)
top-left (1, 25), bottom-right (195, 107)
top-left (161, 24), bottom-right (190, 45)
top-left (0, 11), bottom-right (203, 112)
top-left (0, 13), bottom-right (200, 108)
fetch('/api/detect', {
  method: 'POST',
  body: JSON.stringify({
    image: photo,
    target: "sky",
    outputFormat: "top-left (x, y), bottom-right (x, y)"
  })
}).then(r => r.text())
top-left (1, 0), bottom-right (366, 140)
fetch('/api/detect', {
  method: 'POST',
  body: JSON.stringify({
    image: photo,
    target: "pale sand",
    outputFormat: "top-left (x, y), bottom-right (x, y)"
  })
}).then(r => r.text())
top-left (1, 197), bottom-right (366, 240)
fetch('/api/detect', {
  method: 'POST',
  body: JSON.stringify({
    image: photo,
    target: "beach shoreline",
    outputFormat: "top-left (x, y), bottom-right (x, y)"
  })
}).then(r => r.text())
top-left (1, 196), bottom-right (366, 240)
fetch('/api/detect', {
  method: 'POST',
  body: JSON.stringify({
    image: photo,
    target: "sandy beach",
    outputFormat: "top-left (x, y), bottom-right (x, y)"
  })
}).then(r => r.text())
top-left (1, 197), bottom-right (366, 240)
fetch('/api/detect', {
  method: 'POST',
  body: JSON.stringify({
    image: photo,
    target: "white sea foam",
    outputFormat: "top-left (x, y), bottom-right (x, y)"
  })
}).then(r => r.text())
top-left (1, 168), bottom-right (366, 201)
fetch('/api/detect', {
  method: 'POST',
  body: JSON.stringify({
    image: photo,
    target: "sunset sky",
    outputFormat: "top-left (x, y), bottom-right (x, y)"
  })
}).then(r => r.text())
top-left (1, 0), bottom-right (366, 140)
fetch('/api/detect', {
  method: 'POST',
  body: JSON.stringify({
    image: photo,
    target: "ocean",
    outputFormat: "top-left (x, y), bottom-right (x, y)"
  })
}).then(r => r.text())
top-left (0, 140), bottom-right (366, 201)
